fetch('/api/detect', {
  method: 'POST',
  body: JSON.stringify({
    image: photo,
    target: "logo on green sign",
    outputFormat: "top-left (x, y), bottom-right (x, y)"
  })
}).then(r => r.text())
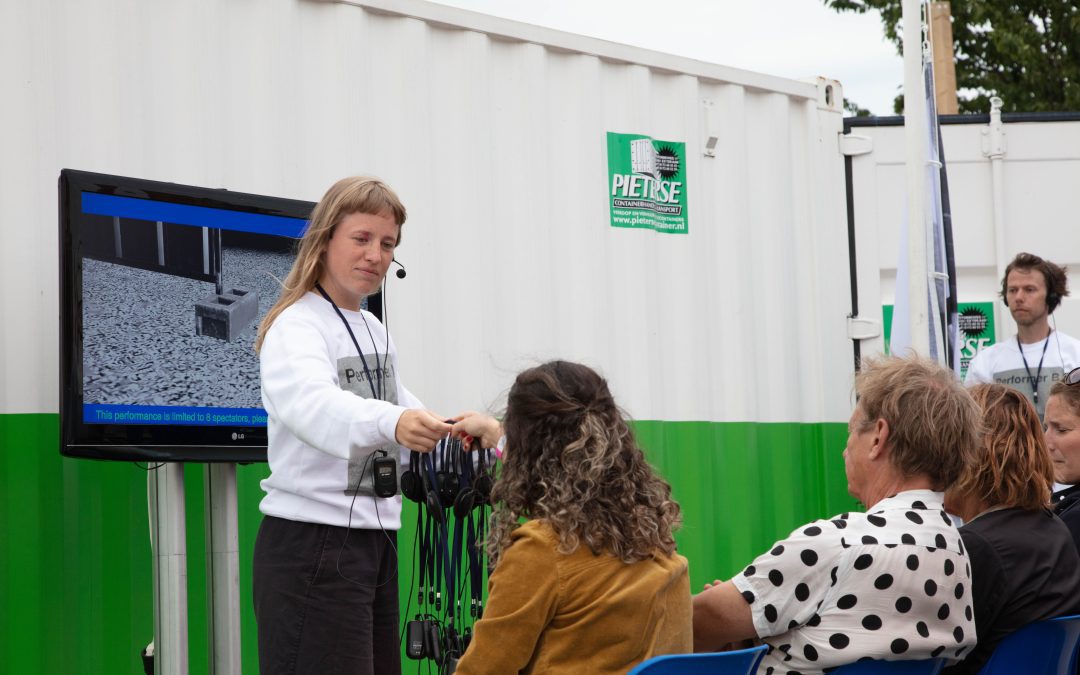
top-left (882, 301), bottom-right (996, 379)
top-left (606, 132), bottom-right (689, 234)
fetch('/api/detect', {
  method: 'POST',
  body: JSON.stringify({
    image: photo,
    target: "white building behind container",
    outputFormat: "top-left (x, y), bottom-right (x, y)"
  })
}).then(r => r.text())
top-left (845, 112), bottom-right (1080, 356)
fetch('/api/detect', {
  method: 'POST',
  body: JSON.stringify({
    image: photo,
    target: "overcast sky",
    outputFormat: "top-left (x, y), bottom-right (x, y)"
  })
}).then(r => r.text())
top-left (429, 0), bottom-right (903, 116)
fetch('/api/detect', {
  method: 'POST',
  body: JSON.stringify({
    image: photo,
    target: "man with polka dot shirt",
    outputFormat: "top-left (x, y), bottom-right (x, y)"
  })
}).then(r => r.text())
top-left (693, 357), bottom-right (980, 675)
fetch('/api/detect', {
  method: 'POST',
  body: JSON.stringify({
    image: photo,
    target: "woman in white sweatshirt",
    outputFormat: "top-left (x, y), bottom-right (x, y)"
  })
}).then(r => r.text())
top-left (252, 176), bottom-right (450, 675)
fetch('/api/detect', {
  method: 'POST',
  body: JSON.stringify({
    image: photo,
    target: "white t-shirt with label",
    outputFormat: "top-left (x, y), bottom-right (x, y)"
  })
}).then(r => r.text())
top-left (964, 330), bottom-right (1080, 418)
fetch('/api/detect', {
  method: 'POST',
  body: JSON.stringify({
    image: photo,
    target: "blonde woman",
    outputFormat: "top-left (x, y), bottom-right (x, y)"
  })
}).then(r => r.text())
top-left (252, 177), bottom-right (451, 675)
top-left (944, 384), bottom-right (1080, 674)
top-left (452, 361), bottom-right (692, 674)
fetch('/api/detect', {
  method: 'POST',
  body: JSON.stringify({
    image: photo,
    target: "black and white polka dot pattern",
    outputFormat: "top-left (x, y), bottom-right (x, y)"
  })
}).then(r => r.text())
top-left (731, 490), bottom-right (976, 674)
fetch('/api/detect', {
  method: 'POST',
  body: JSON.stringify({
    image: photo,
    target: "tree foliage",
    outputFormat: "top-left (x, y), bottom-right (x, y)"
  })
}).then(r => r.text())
top-left (824, 0), bottom-right (1080, 113)
top-left (844, 97), bottom-right (874, 116)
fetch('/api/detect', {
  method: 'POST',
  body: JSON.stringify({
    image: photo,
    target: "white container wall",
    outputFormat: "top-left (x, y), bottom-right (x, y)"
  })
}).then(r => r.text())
top-left (2, 0), bottom-right (852, 425)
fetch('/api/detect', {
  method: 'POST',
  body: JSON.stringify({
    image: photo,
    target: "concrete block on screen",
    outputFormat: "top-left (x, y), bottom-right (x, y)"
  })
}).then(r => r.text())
top-left (195, 287), bottom-right (259, 341)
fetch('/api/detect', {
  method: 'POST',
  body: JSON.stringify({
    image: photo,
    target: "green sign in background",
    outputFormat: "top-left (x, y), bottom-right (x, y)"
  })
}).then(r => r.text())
top-left (606, 132), bottom-right (689, 234)
top-left (882, 301), bottom-right (996, 378)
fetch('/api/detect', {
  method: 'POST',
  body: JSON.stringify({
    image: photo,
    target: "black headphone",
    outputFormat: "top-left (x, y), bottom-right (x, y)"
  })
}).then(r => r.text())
top-left (401, 451), bottom-right (424, 503)
top-left (434, 437), bottom-right (458, 505)
top-left (453, 445), bottom-right (477, 519)
top-left (472, 447), bottom-right (494, 508)
top-left (392, 259), bottom-right (407, 279)
top-left (421, 453), bottom-right (445, 524)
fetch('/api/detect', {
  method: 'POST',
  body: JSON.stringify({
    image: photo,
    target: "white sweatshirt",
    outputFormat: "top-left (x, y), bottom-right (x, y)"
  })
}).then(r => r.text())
top-left (258, 291), bottom-right (421, 529)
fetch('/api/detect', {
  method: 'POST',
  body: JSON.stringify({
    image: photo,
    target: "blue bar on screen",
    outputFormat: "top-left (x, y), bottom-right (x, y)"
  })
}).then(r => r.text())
top-left (82, 192), bottom-right (307, 237)
top-left (84, 403), bottom-right (268, 427)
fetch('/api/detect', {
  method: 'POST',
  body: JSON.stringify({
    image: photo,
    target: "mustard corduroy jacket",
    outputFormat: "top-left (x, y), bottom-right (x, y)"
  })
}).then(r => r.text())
top-left (455, 519), bottom-right (693, 674)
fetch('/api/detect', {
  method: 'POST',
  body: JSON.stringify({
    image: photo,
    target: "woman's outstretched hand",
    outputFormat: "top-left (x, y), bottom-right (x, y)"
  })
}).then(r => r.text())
top-left (450, 412), bottom-right (503, 451)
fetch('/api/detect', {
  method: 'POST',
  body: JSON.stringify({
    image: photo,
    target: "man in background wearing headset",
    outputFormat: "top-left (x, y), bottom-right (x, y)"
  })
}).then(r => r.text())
top-left (965, 252), bottom-right (1079, 420)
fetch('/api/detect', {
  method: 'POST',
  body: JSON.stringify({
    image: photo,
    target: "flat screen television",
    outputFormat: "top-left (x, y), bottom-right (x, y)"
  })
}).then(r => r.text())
top-left (59, 169), bottom-right (342, 462)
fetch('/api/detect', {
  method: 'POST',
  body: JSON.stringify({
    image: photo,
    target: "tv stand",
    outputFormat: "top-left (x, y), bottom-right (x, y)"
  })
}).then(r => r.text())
top-left (149, 462), bottom-right (241, 675)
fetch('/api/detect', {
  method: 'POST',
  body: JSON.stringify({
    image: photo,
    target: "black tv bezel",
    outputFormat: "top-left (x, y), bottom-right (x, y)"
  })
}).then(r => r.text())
top-left (59, 169), bottom-right (322, 463)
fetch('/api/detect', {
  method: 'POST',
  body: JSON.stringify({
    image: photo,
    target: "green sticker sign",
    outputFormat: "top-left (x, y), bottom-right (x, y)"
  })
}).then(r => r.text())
top-left (882, 301), bottom-right (995, 379)
top-left (957, 302), bottom-right (995, 374)
top-left (606, 132), bottom-right (688, 234)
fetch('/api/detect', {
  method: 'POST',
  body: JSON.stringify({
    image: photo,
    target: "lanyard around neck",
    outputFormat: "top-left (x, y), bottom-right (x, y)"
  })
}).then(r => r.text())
top-left (1017, 330), bottom-right (1052, 406)
top-left (314, 283), bottom-right (383, 401)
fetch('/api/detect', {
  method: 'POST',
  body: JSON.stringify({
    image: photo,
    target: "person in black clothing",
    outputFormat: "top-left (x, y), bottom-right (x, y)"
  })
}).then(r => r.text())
top-left (944, 383), bottom-right (1080, 675)
top-left (1047, 367), bottom-right (1080, 552)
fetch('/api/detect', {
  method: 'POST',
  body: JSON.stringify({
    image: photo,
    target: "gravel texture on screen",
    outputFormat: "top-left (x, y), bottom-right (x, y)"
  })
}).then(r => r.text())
top-left (83, 247), bottom-right (293, 407)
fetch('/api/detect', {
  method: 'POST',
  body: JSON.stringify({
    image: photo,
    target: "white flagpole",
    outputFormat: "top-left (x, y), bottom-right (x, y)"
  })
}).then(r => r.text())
top-left (902, 0), bottom-right (931, 357)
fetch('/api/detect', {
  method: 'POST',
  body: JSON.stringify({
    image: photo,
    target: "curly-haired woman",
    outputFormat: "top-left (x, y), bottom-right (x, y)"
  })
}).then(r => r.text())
top-left (451, 360), bottom-right (692, 674)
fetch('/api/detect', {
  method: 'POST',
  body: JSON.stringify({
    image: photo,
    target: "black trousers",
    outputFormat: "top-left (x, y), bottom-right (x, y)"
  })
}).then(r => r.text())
top-left (253, 515), bottom-right (401, 675)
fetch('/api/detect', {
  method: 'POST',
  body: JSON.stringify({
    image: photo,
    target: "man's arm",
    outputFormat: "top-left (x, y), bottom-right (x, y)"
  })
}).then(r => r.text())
top-left (692, 581), bottom-right (758, 652)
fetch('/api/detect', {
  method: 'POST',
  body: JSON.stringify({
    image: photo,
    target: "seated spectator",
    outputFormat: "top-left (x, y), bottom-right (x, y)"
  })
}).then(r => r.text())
top-left (693, 356), bottom-right (979, 674)
top-left (450, 361), bottom-right (692, 674)
top-left (943, 384), bottom-right (1080, 674)
top-left (1047, 368), bottom-right (1080, 551)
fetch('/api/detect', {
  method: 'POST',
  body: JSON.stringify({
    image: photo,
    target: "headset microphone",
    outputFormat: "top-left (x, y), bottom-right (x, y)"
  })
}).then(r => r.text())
top-left (393, 259), bottom-right (407, 279)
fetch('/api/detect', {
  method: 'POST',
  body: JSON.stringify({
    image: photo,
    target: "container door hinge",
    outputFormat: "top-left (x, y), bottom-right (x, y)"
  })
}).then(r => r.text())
top-left (839, 134), bottom-right (873, 157)
top-left (847, 315), bottom-right (882, 340)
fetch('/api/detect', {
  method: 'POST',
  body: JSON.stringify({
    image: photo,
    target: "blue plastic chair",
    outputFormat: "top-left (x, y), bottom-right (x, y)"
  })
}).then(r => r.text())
top-left (831, 657), bottom-right (946, 674)
top-left (628, 645), bottom-right (768, 674)
top-left (977, 614), bottom-right (1080, 675)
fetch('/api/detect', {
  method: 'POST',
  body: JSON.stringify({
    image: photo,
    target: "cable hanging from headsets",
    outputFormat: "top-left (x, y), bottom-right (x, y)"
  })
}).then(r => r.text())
top-left (401, 430), bottom-right (498, 674)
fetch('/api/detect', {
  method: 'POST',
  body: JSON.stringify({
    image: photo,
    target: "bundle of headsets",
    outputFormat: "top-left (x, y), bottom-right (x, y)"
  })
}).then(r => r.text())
top-left (401, 435), bottom-right (497, 674)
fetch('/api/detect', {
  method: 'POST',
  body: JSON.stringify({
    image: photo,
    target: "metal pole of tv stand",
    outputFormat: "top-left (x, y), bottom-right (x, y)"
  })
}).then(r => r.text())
top-left (150, 462), bottom-right (189, 675)
top-left (150, 462), bottom-right (241, 675)
top-left (205, 462), bottom-right (242, 674)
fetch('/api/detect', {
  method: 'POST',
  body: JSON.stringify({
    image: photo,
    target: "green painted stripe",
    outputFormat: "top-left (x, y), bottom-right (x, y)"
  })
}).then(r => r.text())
top-left (1, 414), bottom-right (854, 674)
top-left (634, 420), bottom-right (857, 587)
top-left (1, 414), bottom-right (153, 674)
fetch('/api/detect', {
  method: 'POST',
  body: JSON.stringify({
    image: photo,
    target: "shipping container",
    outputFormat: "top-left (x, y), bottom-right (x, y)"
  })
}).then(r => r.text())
top-left (1, 0), bottom-right (856, 672)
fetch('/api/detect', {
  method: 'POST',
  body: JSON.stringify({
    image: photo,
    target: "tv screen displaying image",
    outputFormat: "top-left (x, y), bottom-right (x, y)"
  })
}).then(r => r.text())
top-left (59, 170), bottom-right (327, 462)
